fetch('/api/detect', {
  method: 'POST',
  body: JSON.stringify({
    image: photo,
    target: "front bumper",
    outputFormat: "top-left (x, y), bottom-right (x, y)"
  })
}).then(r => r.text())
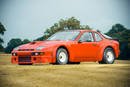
top-left (11, 51), bottom-right (53, 64)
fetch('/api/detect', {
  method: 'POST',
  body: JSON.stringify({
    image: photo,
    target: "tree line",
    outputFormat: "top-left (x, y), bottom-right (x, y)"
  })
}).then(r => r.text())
top-left (0, 22), bottom-right (6, 51)
top-left (0, 17), bottom-right (130, 59)
top-left (105, 24), bottom-right (130, 59)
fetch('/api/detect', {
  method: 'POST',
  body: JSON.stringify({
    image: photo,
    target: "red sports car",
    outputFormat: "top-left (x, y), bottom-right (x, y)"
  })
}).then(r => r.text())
top-left (11, 30), bottom-right (120, 65)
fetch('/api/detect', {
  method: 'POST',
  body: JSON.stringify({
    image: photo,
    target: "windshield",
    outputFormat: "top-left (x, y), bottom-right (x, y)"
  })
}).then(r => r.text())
top-left (48, 31), bottom-right (80, 41)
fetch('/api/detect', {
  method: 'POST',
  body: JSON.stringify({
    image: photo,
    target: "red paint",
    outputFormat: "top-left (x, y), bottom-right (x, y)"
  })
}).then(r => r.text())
top-left (11, 30), bottom-right (120, 64)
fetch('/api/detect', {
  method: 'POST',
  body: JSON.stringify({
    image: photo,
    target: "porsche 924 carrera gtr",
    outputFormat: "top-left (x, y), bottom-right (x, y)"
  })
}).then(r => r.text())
top-left (11, 30), bottom-right (120, 65)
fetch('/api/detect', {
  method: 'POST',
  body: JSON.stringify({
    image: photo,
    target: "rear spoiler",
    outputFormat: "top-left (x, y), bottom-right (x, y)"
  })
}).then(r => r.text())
top-left (110, 38), bottom-right (119, 42)
top-left (100, 33), bottom-right (119, 42)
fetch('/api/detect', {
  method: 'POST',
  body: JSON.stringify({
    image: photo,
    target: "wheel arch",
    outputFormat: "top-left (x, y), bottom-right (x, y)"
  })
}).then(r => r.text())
top-left (99, 45), bottom-right (116, 61)
top-left (104, 46), bottom-right (116, 55)
top-left (57, 46), bottom-right (70, 57)
top-left (52, 45), bottom-right (70, 63)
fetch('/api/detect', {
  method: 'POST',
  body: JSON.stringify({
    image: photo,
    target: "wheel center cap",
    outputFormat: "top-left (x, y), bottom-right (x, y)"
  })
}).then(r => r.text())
top-left (59, 56), bottom-right (62, 59)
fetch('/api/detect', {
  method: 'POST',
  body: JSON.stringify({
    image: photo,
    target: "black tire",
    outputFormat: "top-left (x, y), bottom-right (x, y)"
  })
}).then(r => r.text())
top-left (69, 62), bottom-right (80, 64)
top-left (56, 48), bottom-right (68, 65)
top-left (18, 63), bottom-right (32, 65)
top-left (99, 48), bottom-right (115, 64)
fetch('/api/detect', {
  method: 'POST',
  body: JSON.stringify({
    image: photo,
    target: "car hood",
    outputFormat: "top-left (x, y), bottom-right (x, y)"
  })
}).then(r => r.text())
top-left (17, 40), bottom-right (72, 50)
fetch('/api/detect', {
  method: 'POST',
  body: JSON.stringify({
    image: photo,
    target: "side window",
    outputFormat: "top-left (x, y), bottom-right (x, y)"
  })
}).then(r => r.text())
top-left (79, 32), bottom-right (94, 42)
top-left (94, 33), bottom-right (102, 41)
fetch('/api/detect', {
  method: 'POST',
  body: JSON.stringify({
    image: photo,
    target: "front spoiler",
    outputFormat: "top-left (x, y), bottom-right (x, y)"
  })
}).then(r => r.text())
top-left (11, 55), bottom-right (53, 64)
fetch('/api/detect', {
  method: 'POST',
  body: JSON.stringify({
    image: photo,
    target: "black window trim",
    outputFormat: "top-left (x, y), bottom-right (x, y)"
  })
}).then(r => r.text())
top-left (93, 32), bottom-right (103, 42)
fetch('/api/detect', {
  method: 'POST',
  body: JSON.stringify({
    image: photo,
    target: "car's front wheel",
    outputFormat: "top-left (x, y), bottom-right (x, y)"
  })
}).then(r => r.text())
top-left (56, 48), bottom-right (68, 65)
top-left (99, 48), bottom-right (115, 64)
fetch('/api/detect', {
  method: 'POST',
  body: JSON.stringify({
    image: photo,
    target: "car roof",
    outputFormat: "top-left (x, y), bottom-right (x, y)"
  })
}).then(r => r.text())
top-left (63, 29), bottom-right (97, 32)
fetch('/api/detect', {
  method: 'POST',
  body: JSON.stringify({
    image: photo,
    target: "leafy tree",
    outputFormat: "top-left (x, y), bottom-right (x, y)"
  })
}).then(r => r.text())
top-left (106, 24), bottom-right (130, 59)
top-left (96, 29), bottom-right (101, 33)
top-left (5, 38), bottom-right (22, 53)
top-left (0, 22), bottom-right (6, 51)
top-left (36, 17), bottom-right (91, 41)
top-left (0, 22), bottom-right (6, 35)
top-left (5, 38), bottom-right (31, 53)
top-left (0, 45), bottom-right (4, 52)
top-left (22, 39), bottom-right (30, 44)
top-left (107, 24), bottom-right (126, 33)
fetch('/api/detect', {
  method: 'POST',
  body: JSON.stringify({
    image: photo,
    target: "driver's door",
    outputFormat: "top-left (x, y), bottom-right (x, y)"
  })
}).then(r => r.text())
top-left (73, 32), bottom-right (99, 61)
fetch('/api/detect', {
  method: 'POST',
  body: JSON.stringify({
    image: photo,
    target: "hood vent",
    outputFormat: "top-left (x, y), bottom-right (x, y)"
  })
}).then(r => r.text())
top-left (30, 41), bottom-right (36, 45)
top-left (18, 49), bottom-right (34, 51)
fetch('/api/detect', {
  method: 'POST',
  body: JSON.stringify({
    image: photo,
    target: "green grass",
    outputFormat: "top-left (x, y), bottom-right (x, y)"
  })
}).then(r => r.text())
top-left (0, 54), bottom-right (130, 87)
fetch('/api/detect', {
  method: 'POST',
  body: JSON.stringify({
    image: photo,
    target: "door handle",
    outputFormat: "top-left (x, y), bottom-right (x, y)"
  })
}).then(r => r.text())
top-left (92, 44), bottom-right (97, 46)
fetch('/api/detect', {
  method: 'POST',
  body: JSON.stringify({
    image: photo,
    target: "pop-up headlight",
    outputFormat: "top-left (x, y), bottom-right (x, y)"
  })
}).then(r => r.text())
top-left (36, 46), bottom-right (45, 50)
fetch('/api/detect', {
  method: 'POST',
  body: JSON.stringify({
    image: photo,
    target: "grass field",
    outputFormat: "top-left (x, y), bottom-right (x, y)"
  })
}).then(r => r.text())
top-left (0, 54), bottom-right (130, 87)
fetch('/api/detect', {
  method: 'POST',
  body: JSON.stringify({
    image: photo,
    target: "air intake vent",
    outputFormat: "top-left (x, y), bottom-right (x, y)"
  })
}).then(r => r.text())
top-left (18, 49), bottom-right (34, 51)
top-left (18, 56), bottom-right (31, 62)
top-left (30, 41), bottom-right (36, 45)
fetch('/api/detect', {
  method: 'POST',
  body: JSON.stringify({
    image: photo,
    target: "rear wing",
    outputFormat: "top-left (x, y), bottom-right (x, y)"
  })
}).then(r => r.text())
top-left (100, 33), bottom-right (119, 42)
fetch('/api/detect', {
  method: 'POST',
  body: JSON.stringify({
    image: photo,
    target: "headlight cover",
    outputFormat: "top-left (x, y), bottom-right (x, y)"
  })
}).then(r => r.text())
top-left (36, 46), bottom-right (45, 50)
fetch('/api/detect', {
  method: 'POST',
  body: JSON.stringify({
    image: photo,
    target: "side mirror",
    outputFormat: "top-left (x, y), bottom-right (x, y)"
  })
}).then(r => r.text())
top-left (78, 40), bottom-right (82, 43)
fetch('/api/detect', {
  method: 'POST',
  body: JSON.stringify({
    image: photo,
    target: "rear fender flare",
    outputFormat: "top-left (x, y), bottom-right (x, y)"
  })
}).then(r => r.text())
top-left (99, 45), bottom-right (115, 61)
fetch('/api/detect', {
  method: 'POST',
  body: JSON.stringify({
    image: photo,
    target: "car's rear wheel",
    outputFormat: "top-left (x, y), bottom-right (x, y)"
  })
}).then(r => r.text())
top-left (99, 48), bottom-right (115, 64)
top-left (56, 48), bottom-right (68, 65)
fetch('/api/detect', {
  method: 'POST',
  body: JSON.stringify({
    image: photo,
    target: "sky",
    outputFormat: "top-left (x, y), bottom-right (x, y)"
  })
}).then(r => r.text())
top-left (0, 0), bottom-right (129, 47)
